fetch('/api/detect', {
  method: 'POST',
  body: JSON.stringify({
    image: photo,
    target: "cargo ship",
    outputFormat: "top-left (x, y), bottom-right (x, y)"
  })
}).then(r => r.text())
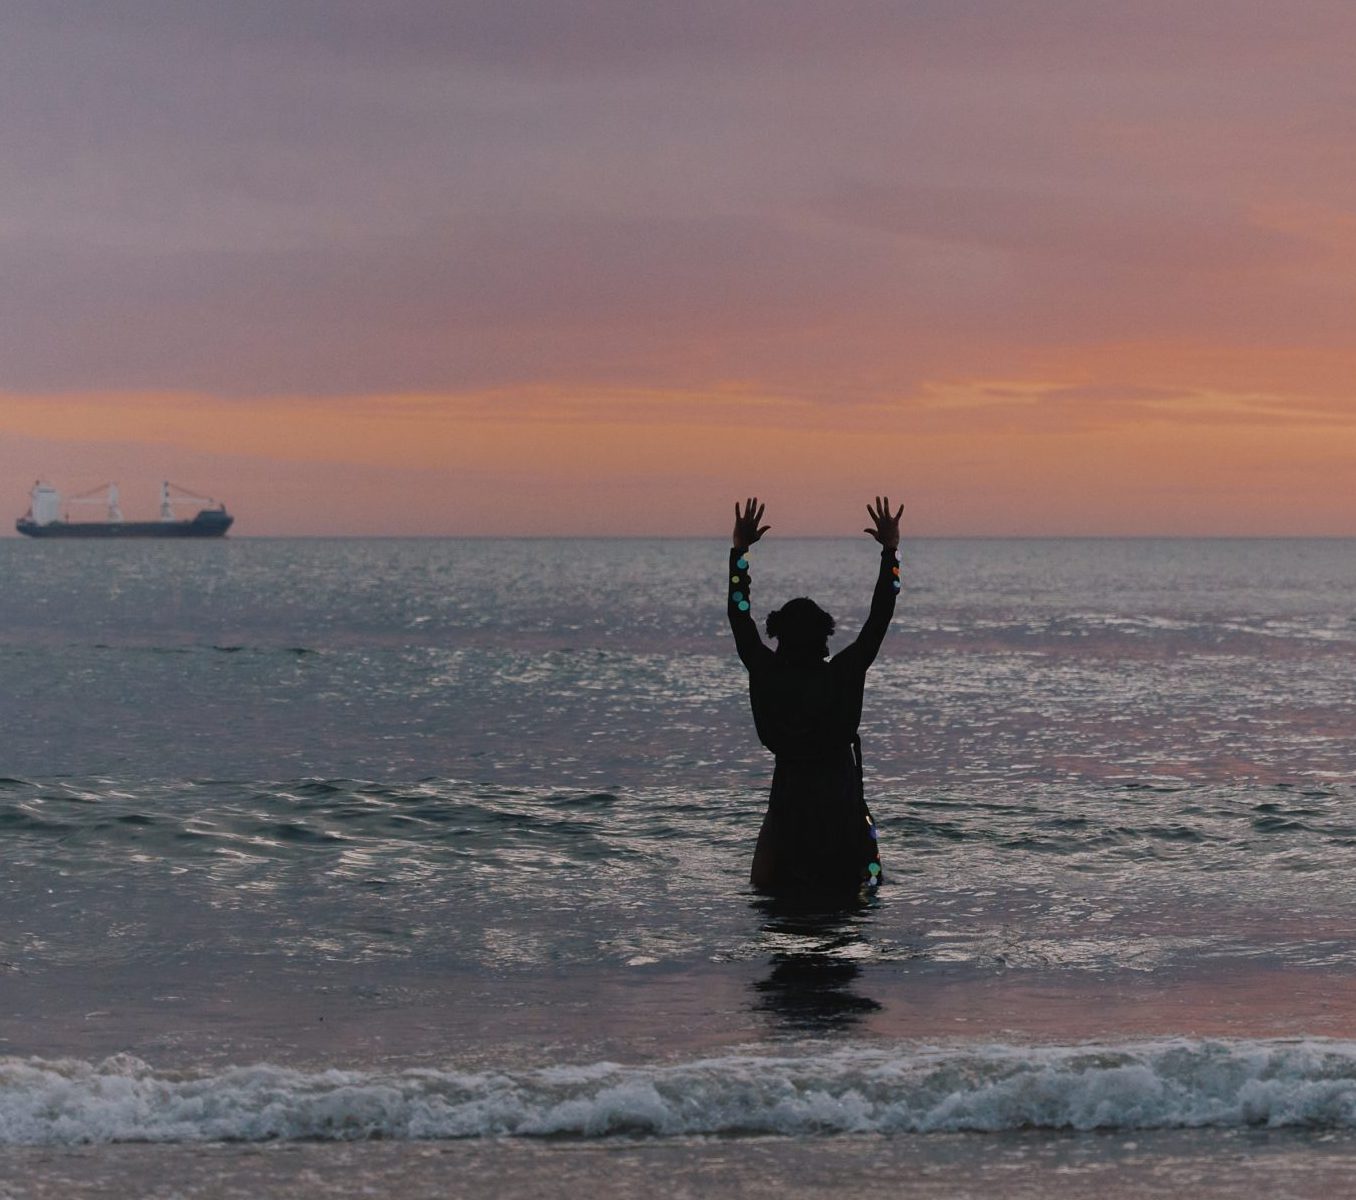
top-left (16, 481), bottom-right (234, 538)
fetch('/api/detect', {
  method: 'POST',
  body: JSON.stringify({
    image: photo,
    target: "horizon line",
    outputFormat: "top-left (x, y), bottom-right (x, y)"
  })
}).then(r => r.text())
top-left (6, 532), bottom-right (1356, 542)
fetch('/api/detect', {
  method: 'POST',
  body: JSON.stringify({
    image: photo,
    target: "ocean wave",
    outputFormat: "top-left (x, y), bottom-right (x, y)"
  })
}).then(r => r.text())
top-left (0, 779), bottom-right (675, 868)
top-left (6, 1039), bottom-right (1356, 1145)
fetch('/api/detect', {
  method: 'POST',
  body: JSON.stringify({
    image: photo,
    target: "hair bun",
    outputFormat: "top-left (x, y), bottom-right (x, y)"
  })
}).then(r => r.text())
top-left (766, 608), bottom-right (784, 638)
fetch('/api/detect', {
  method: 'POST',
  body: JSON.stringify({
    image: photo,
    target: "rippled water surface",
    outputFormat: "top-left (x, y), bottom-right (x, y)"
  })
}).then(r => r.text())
top-left (3, 538), bottom-right (1356, 1181)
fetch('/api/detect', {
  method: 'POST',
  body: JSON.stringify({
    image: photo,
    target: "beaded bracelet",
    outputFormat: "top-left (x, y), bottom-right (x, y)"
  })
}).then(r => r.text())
top-left (730, 552), bottom-right (751, 612)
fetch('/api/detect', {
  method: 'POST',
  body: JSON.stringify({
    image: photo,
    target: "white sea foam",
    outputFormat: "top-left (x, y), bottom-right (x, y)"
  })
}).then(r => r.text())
top-left (6, 1039), bottom-right (1356, 1145)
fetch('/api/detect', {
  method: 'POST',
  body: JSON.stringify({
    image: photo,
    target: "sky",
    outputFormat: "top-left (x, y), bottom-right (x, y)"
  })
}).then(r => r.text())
top-left (2, 0), bottom-right (1355, 536)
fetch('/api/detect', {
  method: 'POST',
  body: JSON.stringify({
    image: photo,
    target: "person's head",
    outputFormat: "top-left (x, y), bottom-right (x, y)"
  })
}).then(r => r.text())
top-left (766, 597), bottom-right (835, 660)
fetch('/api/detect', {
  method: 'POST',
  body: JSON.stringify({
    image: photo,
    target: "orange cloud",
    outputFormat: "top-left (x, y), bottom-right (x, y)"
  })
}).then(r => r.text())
top-left (3, 377), bottom-right (1353, 536)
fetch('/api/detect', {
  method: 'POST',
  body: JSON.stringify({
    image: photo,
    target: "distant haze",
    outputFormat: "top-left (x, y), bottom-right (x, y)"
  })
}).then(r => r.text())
top-left (3, 2), bottom-right (1354, 535)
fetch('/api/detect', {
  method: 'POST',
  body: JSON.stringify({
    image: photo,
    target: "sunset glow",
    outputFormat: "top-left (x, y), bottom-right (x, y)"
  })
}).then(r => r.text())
top-left (3, 2), bottom-right (1354, 535)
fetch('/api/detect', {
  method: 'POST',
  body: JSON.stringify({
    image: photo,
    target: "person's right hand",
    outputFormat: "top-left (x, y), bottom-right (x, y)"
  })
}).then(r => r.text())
top-left (863, 496), bottom-right (903, 550)
top-left (733, 498), bottom-right (770, 548)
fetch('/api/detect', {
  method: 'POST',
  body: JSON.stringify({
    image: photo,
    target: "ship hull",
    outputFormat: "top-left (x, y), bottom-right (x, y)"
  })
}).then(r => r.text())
top-left (16, 513), bottom-right (233, 538)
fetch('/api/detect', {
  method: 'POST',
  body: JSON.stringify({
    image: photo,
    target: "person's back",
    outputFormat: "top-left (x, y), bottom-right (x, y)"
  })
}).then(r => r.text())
top-left (727, 497), bottom-right (902, 894)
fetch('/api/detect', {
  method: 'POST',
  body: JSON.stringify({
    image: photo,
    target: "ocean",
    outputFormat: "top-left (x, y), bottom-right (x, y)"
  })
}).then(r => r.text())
top-left (4, 536), bottom-right (1356, 1197)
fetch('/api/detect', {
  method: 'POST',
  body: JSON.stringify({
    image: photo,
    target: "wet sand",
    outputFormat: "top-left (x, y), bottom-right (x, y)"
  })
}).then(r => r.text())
top-left (8, 1130), bottom-right (1356, 1200)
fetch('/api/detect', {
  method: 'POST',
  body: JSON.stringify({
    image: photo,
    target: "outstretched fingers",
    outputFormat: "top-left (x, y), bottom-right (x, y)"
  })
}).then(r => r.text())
top-left (733, 497), bottom-right (770, 546)
top-left (863, 494), bottom-right (903, 542)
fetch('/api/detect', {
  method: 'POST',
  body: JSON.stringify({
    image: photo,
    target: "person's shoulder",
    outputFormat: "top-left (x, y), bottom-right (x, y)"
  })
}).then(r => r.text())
top-left (745, 643), bottom-right (776, 668)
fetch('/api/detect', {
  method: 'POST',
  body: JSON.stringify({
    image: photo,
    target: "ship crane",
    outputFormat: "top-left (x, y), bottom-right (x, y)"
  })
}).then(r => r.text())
top-left (160, 481), bottom-right (225, 521)
top-left (65, 482), bottom-right (123, 523)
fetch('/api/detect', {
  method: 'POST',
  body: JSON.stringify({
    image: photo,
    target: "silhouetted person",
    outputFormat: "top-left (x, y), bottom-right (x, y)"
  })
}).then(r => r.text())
top-left (728, 497), bottom-right (902, 895)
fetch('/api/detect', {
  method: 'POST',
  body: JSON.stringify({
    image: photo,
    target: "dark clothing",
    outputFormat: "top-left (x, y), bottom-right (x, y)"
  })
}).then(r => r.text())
top-left (728, 544), bottom-right (899, 893)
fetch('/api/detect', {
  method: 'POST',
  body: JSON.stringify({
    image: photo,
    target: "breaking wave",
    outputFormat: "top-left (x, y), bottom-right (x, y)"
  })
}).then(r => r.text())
top-left (7, 1039), bottom-right (1356, 1145)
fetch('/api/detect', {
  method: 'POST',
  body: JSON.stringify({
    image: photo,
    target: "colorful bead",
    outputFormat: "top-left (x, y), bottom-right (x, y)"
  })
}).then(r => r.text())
top-left (892, 580), bottom-right (901, 591)
top-left (868, 826), bottom-right (878, 840)
top-left (732, 591), bottom-right (744, 602)
top-left (738, 600), bottom-right (750, 611)
top-left (868, 862), bottom-right (881, 875)
top-left (893, 550), bottom-right (901, 562)
top-left (732, 574), bottom-right (741, 583)
top-left (736, 558), bottom-right (748, 569)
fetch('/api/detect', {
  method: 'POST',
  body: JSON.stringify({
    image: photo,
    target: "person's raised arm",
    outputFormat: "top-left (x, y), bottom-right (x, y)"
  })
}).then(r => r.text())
top-left (852, 495), bottom-right (903, 668)
top-left (728, 497), bottom-right (772, 669)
